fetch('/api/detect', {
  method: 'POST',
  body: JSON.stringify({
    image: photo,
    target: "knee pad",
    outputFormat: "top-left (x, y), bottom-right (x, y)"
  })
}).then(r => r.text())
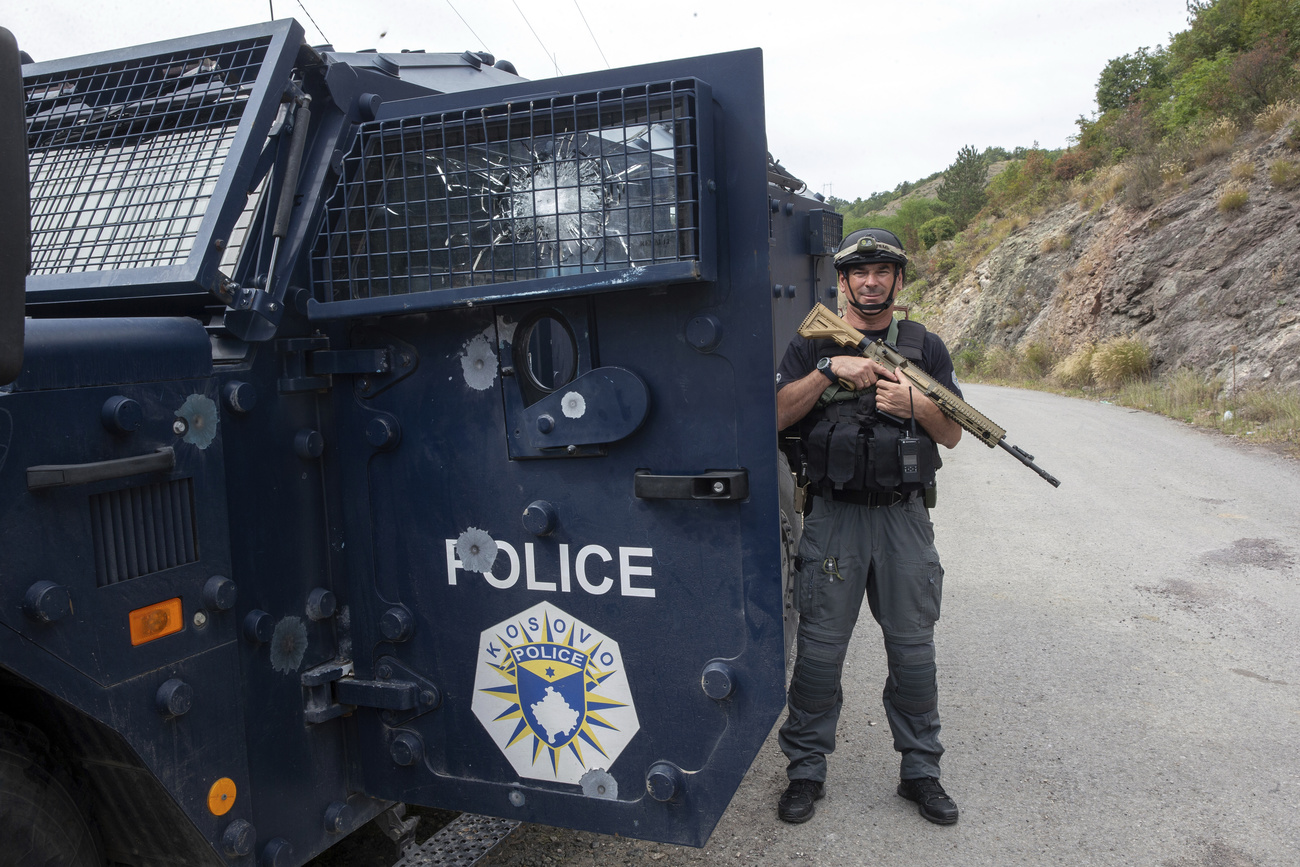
top-left (884, 642), bottom-right (937, 715)
top-left (789, 637), bottom-right (845, 714)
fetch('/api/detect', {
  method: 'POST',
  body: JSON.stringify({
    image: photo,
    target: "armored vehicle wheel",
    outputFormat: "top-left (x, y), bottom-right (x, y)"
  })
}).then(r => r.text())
top-left (0, 714), bottom-right (103, 867)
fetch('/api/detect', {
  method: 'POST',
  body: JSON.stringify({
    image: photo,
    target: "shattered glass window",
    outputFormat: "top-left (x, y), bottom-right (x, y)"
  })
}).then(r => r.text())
top-left (313, 80), bottom-right (701, 301)
top-left (24, 38), bottom-right (269, 273)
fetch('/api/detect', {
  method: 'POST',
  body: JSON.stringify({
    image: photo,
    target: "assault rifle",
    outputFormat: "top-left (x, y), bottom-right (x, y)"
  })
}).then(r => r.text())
top-left (798, 304), bottom-right (1061, 487)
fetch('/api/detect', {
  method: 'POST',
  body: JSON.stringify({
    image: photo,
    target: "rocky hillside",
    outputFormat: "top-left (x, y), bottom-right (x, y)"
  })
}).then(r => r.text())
top-left (916, 124), bottom-right (1300, 390)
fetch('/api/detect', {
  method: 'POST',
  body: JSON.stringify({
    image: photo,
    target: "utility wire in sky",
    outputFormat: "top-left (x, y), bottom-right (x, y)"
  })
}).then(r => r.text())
top-left (573, 0), bottom-right (610, 69)
top-left (295, 0), bottom-right (331, 45)
top-left (511, 0), bottom-right (561, 76)
top-left (445, 0), bottom-right (492, 53)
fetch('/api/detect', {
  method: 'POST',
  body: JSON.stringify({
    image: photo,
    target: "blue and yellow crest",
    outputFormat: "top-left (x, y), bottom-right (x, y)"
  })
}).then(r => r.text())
top-left (472, 601), bottom-right (640, 784)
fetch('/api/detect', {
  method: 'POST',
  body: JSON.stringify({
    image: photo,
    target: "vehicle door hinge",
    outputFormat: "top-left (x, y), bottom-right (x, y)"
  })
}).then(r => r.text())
top-left (301, 657), bottom-right (441, 725)
top-left (277, 333), bottom-right (418, 396)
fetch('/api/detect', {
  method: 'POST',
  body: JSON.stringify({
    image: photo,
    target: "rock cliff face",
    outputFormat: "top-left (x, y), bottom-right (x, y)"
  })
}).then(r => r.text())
top-left (918, 126), bottom-right (1300, 389)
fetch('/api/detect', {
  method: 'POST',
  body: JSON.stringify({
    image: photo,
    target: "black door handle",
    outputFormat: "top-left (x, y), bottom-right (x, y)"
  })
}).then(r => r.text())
top-left (634, 469), bottom-right (748, 501)
top-left (28, 447), bottom-right (176, 490)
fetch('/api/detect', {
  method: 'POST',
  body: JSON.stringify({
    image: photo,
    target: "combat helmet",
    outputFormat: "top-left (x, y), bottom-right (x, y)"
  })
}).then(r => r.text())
top-left (833, 227), bottom-right (908, 272)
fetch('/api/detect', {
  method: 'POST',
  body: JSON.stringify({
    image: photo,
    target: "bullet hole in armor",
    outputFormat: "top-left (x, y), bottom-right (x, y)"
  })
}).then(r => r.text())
top-left (456, 527), bottom-right (498, 573)
top-left (270, 616), bottom-right (309, 673)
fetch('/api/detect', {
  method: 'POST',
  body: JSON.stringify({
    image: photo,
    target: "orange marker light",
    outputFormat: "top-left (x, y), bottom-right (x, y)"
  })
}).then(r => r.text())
top-left (128, 598), bottom-right (183, 646)
top-left (208, 777), bottom-right (237, 815)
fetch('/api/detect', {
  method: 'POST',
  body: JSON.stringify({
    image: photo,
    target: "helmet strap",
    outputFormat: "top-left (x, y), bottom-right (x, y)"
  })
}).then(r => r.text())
top-left (843, 266), bottom-right (899, 316)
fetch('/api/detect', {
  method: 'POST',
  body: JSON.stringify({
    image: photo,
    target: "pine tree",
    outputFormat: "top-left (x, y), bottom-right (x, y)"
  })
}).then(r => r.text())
top-left (937, 145), bottom-right (987, 229)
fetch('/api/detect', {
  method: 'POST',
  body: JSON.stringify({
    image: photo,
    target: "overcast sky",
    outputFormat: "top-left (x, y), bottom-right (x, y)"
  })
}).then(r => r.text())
top-left (8, 0), bottom-right (1191, 199)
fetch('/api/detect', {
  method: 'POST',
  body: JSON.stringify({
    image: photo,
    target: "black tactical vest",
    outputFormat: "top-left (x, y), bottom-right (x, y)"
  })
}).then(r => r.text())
top-left (799, 319), bottom-right (942, 495)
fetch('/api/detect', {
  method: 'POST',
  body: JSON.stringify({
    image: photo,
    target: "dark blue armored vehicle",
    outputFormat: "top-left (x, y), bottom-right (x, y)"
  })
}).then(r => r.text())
top-left (0, 19), bottom-right (839, 866)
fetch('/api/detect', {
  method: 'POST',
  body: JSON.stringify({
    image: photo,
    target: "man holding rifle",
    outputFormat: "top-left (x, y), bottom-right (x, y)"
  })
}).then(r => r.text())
top-left (774, 228), bottom-right (962, 826)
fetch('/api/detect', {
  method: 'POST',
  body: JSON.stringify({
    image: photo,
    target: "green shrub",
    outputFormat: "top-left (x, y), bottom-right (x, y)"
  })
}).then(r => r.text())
top-left (1269, 158), bottom-right (1300, 190)
top-left (918, 215), bottom-right (957, 249)
top-left (1020, 342), bottom-right (1055, 378)
top-left (1091, 337), bottom-right (1151, 387)
top-left (985, 150), bottom-right (1062, 214)
top-left (858, 197), bottom-right (949, 256)
top-left (922, 246), bottom-right (959, 279)
top-left (952, 343), bottom-right (986, 378)
top-left (980, 346), bottom-right (1021, 379)
top-left (1154, 54), bottom-right (1233, 131)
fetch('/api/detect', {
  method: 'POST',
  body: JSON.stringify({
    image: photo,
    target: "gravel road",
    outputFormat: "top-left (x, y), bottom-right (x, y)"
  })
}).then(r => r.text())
top-left (318, 385), bottom-right (1300, 867)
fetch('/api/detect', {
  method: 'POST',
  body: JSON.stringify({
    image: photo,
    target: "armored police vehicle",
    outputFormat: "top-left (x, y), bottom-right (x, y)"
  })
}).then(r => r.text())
top-left (0, 19), bottom-right (839, 866)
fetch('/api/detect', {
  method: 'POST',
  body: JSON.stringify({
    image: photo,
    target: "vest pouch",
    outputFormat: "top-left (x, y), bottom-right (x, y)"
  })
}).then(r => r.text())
top-left (919, 439), bottom-right (942, 485)
top-left (869, 426), bottom-right (902, 490)
top-left (826, 421), bottom-right (864, 487)
top-left (806, 419), bottom-right (833, 484)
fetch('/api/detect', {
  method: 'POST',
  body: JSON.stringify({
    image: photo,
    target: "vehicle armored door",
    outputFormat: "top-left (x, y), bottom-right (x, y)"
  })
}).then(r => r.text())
top-left (311, 50), bottom-right (785, 846)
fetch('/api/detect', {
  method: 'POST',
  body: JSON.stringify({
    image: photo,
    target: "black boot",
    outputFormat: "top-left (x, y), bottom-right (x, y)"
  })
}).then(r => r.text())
top-left (777, 779), bottom-right (824, 823)
top-left (897, 777), bottom-right (958, 825)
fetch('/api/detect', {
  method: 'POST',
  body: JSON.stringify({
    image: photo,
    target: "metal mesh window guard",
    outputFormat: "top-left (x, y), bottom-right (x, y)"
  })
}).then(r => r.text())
top-left (24, 37), bottom-right (270, 274)
top-left (313, 80), bottom-right (702, 301)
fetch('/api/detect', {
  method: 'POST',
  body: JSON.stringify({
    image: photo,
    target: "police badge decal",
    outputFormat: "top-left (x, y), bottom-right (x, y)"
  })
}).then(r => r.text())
top-left (472, 601), bottom-right (641, 784)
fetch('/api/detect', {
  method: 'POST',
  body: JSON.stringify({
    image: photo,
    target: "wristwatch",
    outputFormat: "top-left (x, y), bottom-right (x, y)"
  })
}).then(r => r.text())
top-left (816, 356), bottom-right (836, 383)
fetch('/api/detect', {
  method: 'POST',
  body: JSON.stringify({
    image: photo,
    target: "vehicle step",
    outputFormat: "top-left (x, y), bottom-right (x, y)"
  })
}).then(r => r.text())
top-left (392, 813), bottom-right (521, 867)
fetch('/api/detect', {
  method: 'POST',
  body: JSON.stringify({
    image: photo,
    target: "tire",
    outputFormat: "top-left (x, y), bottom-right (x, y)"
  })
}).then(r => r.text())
top-left (0, 714), bottom-right (103, 867)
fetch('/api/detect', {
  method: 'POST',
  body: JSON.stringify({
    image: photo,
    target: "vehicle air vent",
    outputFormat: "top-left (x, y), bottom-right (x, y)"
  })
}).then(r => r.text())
top-left (89, 477), bottom-right (198, 586)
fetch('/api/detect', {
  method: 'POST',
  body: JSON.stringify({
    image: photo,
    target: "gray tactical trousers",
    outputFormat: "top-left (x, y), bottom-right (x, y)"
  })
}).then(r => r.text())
top-left (779, 493), bottom-right (946, 782)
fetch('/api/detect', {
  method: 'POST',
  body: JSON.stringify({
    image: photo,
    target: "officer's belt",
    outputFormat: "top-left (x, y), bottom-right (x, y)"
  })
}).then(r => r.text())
top-left (818, 489), bottom-right (919, 508)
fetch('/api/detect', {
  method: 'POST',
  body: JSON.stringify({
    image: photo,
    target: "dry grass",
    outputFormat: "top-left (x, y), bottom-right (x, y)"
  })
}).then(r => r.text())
top-left (1052, 345), bottom-right (1097, 388)
top-left (1229, 158), bottom-right (1256, 181)
top-left (1071, 164), bottom-right (1127, 212)
top-left (1091, 337), bottom-right (1151, 387)
top-left (1269, 158), bottom-right (1300, 190)
top-left (1118, 374), bottom-right (1300, 450)
top-left (1256, 99), bottom-right (1300, 134)
top-left (1160, 160), bottom-right (1188, 184)
top-left (1117, 368), bottom-right (1222, 423)
top-left (1020, 341), bottom-right (1054, 378)
top-left (1040, 232), bottom-right (1072, 253)
top-left (1197, 117), bottom-right (1239, 164)
top-left (963, 352), bottom-right (1300, 453)
top-left (1217, 184), bottom-right (1250, 212)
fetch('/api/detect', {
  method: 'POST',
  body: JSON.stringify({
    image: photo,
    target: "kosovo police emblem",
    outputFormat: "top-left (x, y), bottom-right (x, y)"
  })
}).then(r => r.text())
top-left (472, 601), bottom-right (640, 785)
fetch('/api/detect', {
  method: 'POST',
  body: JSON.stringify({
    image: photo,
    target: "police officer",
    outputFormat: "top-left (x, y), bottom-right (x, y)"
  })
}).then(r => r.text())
top-left (774, 228), bottom-right (962, 825)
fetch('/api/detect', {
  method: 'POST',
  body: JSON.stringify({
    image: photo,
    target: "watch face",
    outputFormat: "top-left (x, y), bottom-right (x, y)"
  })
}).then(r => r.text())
top-left (818, 357), bottom-right (830, 369)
